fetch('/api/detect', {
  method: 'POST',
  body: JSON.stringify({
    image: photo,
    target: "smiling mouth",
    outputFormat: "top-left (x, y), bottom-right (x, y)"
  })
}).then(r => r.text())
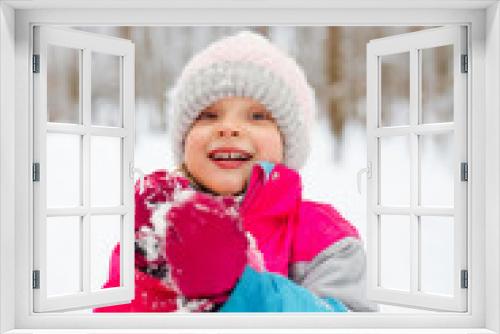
top-left (208, 151), bottom-right (253, 162)
top-left (207, 148), bottom-right (254, 170)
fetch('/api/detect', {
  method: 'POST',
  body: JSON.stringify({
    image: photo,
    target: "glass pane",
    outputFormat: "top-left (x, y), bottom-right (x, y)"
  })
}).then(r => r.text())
top-left (47, 216), bottom-right (81, 296)
top-left (380, 215), bottom-right (411, 291)
top-left (420, 216), bottom-right (454, 295)
top-left (380, 52), bottom-right (410, 127)
top-left (91, 52), bottom-right (122, 127)
top-left (47, 133), bottom-right (81, 208)
top-left (91, 215), bottom-right (121, 291)
top-left (91, 136), bottom-right (122, 206)
top-left (421, 45), bottom-right (454, 124)
top-left (47, 45), bottom-right (80, 124)
top-left (420, 133), bottom-right (454, 207)
top-left (379, 136), bottom-right (410, 206)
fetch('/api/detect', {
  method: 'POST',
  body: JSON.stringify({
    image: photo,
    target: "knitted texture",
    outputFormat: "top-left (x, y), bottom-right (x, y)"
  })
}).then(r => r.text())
top-left (168, 30), bottom-right (316, 170)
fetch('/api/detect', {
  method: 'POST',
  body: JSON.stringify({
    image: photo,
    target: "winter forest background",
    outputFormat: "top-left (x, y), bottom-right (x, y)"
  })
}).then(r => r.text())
top-left (46, 26), bottom-right (454, 313)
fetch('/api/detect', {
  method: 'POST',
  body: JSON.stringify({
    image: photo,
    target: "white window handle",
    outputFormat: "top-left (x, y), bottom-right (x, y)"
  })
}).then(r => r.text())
top-left (356, 162), bottom-right (372, 194)
top-left (130, 163), bottom-right (145, 194)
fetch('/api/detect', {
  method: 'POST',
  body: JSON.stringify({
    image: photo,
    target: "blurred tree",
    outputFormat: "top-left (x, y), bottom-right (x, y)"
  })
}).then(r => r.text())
top-left (65, 26), bottom-right (449, 159)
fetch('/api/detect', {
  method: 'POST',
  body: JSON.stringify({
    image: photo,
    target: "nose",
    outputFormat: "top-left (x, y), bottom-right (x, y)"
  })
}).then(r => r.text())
top-left (217, 127), bottom-right (239, 137)
top-left (215, 112), bottom-right (242, 137)
top-left (217, 119), bottom-right (240, 137)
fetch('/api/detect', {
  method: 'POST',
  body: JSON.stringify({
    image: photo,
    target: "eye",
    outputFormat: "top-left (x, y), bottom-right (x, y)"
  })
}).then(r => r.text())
top-left (250, 110), bottom-right (272, 121)
top-left (196, 111), bottom-right (218, 121)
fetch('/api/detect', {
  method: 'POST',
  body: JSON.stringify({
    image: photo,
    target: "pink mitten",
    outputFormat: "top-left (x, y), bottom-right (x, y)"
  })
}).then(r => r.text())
top-left (165, 192), bottom-right (248, 301)
top-left (134, 170), bottom-right (191, 231)
top-left (134, 170), bottom-right (191, 272)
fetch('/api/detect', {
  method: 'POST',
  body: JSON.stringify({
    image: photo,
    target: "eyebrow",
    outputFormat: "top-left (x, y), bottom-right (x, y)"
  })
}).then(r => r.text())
top-left (205, 101), bottom-right (270, 114)
top-left (247, 103), bottom-right (269, 112)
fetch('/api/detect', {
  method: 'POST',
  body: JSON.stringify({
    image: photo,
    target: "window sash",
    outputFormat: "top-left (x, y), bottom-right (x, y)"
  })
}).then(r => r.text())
top-left (366, 26), bottom-right (468, 312)
top-left (32, 26), bottom-right (136, 312)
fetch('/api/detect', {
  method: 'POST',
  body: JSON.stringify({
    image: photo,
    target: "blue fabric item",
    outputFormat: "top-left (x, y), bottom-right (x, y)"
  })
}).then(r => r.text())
top-left (257, 161), bottom-right (275, 181)
top-left (321, 297), bottom-right (349, 312)
top-left (219, 266), bottom-right (347, 312)
top-left (239, 161), bottom-right (275, 199)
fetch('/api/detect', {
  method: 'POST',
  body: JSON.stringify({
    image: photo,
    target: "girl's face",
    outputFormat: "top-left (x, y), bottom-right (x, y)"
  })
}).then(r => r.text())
top-left (183, 96), bottom-right (284, 196)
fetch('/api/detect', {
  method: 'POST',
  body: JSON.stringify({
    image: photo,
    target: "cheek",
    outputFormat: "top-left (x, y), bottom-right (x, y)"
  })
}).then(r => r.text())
top-left (183, 128), bottom-right (207, 164)
top-left (255, 129), bottom-right (284, 163)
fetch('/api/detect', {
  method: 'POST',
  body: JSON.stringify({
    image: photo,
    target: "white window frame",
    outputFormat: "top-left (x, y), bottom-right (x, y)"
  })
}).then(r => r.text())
top-left (32, 26), bottom-right (136, 312)
top-left (366, 26), bottom-right (468, 312)
top-left (0, 1), bottom-right (499, 333)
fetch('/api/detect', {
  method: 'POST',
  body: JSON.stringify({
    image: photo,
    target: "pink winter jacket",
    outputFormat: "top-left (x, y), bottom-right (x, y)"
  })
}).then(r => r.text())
top-left (94, 162), bottom-right (378, 312)
top-left (239, 162), bottom-right (377, 311)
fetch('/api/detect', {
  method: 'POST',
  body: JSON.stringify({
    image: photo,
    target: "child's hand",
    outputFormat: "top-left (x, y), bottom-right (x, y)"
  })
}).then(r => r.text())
top-left (135, 170), bottom-right (190, 231)
top-left (134, 170), bottom-right (191, 270)
top-left (164, 191), bottom-right (248, 301)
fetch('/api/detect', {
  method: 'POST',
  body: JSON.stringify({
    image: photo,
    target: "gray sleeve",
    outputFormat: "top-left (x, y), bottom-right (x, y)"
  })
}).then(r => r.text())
top-left (289, 236), bottom-right (379, 312)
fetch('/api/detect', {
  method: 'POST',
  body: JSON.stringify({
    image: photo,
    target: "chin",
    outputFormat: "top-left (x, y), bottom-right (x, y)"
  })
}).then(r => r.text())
top-left (211, 181), bottom-right (245, 196)
top-left (216, 186), bottom-right (245, 196)
top-left (208, 173), bottom-right (247, 191)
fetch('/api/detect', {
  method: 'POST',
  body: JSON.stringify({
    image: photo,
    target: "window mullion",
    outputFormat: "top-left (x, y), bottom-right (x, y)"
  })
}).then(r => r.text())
top-left (82, 48), bottom-right (91, 294)
top-left (374, 206), bottom-right (454, 216)
top-left (45, 123), bottom-right (127, 137)
top-left (409, 48), bottom-right (420, 295)
top-left (373, 123), bottom-right (454, 137)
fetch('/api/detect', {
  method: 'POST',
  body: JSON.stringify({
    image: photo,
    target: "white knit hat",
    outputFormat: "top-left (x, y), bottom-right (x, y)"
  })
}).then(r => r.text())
top-left (168, 30), bottom-right (316, 170)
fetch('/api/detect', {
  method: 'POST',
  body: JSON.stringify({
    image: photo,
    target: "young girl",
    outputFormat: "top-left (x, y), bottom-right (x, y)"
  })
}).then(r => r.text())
top-left (93, 30), bottom-right (378, 313)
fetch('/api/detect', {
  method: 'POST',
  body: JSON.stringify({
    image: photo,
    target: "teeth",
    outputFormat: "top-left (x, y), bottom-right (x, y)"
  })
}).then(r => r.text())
top-left (211, 152), bottom-right (249, 160)
top-left (213, 152), bottom-right (230, 159)
top-left (230, 152), bottom-right (245, 159)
